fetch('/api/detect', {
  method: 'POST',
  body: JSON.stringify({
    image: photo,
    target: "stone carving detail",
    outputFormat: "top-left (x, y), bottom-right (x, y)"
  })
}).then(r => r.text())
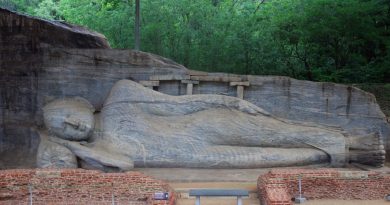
top-left (37, 80), bottom-right (385, 171)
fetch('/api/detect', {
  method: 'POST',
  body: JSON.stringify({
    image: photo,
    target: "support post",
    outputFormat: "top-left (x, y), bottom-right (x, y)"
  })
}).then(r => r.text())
top-left (236, 86), bottom-right (244, 99)
top-left (237, 196), bottom-right (242, 205)
top-left (181, 80), bottom-right (199, 95)
top-left (229, 82), bottom-right (250, 99)
top-left (29, 184), bottom-right (32, 205)
top-left (134, 0), bottom-right (140, 51)
top-left (111, 182), bottom-right (115, 205)
top-left (186, 83), bottom-right (193, 95)
top-left (195, 196), bottom-right (200, 205)
top-left (294, 175), bottom-right (306, 204)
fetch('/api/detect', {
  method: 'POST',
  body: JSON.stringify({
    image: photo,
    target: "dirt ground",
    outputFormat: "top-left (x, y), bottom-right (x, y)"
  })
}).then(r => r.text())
top-left (177, 198), bottom-right (390, 205)
top-left (305, 199), bottom-right (389, 205)
top-left (177, 198), bottom-right (259, 205)
top-left (142, 164), bottom-right (390, 205)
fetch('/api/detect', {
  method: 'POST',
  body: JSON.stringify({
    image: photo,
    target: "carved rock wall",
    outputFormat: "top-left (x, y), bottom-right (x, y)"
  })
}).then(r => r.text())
top-left (0, 8), bottom-right (187, 168)
top-left (156, 74), bottom-right (389, 155)
top-left (0, 8), bottom-right (389, 168)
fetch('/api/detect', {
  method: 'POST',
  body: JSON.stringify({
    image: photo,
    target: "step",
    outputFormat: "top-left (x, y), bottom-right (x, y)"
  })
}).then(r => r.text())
top-left (170, 181), bottom-right (259, 205)
top-left (171, 182), bottom-right (258, 199)
top-left (134, 168), bottom-right (270, 182)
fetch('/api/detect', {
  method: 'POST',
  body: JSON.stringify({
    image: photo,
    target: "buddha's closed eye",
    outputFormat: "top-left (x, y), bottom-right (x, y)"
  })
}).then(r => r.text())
top-left (64, 118), bottom-right (87, 131)
top-left (64, 118), bottom-right (79, 128)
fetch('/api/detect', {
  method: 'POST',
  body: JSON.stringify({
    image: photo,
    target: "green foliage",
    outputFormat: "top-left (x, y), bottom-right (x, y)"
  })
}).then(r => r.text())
top-left (33, 0), bottom-right (62, 19)
top-left (1, 0), bottom-right (389, 83)
top-left (59, 0), bottom-right (134, 48)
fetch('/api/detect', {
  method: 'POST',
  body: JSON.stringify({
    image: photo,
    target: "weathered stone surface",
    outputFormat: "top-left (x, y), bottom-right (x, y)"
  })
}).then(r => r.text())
top-left (0, 8), bottom-right (187, 168)
top-left (40, 80), bottom-right (348, 170)
top-left (37, 132), bottom-right (78, 168)
top-left (236, 85), bottom-right (245, 99)
top-left (39, 80), bottom-right (388, 170)
top-left (181, 80), bottom-right (200, 84)
top-left (140, 80), bottom-right (160, 87)
top-left (230, 81), bottom-right (250, 86)
top-left (150, 74), bottom-right (190, 81)
top-left (0, 8), bottom-right (110, 49)
top-left (186, 83), bottom-right (194, 95)
top-left (190, 75), bottom-right (242, 82)
top-left (244, 75), bottom-right (389, 162)
top-left (0, 8), bottom-right (389, 169)
top-left (43, 98), bottom-right (95, 141)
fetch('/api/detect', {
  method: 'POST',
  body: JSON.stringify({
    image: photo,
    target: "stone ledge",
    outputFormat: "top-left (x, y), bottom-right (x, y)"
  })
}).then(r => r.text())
top-left (181, 80), bottom-right (200, 84)
top-left (150, 75), bottom-right (190, 81)
top-left (190, 75), bottom-right (242, 82)
top-left (230, 81), bottom-right (250, 86)
top-left (140, 80), bottom-right (160, 87)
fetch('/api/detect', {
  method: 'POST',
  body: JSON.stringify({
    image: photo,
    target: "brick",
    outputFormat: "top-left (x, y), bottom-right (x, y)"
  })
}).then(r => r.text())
top-left (258, 168), bottom-right (390, 205)
top-left (0, 169), bottom-right (174, 205)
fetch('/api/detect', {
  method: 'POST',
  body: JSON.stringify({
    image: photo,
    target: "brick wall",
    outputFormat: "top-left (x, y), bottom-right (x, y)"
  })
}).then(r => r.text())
top-left (258, 169), bottom-right (390, 205)
top-left (0, 169), bottom-right (175, 205)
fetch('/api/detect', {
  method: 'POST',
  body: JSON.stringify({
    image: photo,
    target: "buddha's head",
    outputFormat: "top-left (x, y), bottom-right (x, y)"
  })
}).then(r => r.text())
top-left (43, 97), bottom-right (95, 141)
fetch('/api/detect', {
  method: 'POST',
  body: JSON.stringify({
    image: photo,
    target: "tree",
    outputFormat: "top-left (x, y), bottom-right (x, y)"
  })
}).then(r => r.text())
top-left (1, 0), bottom-right (389, 83)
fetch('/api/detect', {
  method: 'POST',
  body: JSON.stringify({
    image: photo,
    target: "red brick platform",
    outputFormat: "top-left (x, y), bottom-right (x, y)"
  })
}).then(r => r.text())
top-left (0, 169), bottom-right (175, 205)
top-left (258, 169), bottom-right (390, 205)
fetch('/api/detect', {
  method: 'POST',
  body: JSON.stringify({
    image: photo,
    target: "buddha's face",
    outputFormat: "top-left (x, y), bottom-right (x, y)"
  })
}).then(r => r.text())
top-left (43, 98), bottom-right (95, 141)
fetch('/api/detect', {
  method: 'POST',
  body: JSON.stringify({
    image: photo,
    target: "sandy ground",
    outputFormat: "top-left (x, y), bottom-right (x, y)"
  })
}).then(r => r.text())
top-left (135, 164), bottom-right (356, 182)
top-left (177, 198), bottom-right (259, 205)
top-left (142, 165), bottom-right (390, 205)
top-left (170, 182), bottom-right (258, 191)
top-left (305, 199), bottom-right (389, 205)
top-left (176, 198), bottom-right (390, 205)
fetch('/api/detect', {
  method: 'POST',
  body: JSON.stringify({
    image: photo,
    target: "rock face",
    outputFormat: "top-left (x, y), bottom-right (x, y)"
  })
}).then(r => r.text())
top-left (0, 8), bottom-right (187, 168)
top-left (0, 8), bottom-right (110, 49)
top-left (38, 79), bottom-right (364, 170)
top-left (0, 8), bottom-right (389, 169)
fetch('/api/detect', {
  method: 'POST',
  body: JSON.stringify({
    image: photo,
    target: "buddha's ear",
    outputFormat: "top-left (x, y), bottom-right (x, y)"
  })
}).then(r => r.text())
top-left (73, 97), bottom-right (95, 112)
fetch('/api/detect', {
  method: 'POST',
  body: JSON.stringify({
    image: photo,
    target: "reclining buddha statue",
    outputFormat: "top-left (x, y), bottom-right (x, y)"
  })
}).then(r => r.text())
top-left (37, 79), bottom-right (385, 171)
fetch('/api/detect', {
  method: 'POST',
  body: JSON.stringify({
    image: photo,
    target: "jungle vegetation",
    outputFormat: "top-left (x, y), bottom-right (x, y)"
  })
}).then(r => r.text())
top-left (1, 0), bottom-right (390, 83)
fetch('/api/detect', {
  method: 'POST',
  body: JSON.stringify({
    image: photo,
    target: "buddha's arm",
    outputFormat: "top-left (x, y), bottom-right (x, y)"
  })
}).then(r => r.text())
top-left (104, 80), bottom-right (271, 116)
top-left (175, 94), bottom-right (271, 116)
top-left (36, 130), bottom-right (78, 168)
top-left (126, 94), bottom-right (271, 117)
top-left (49, 137), bottom-right (134, 171)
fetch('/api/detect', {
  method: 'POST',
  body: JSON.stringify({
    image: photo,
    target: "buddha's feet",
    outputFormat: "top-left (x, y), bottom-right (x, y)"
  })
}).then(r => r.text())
top-left (349, 132), bottom-right (385, 167)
